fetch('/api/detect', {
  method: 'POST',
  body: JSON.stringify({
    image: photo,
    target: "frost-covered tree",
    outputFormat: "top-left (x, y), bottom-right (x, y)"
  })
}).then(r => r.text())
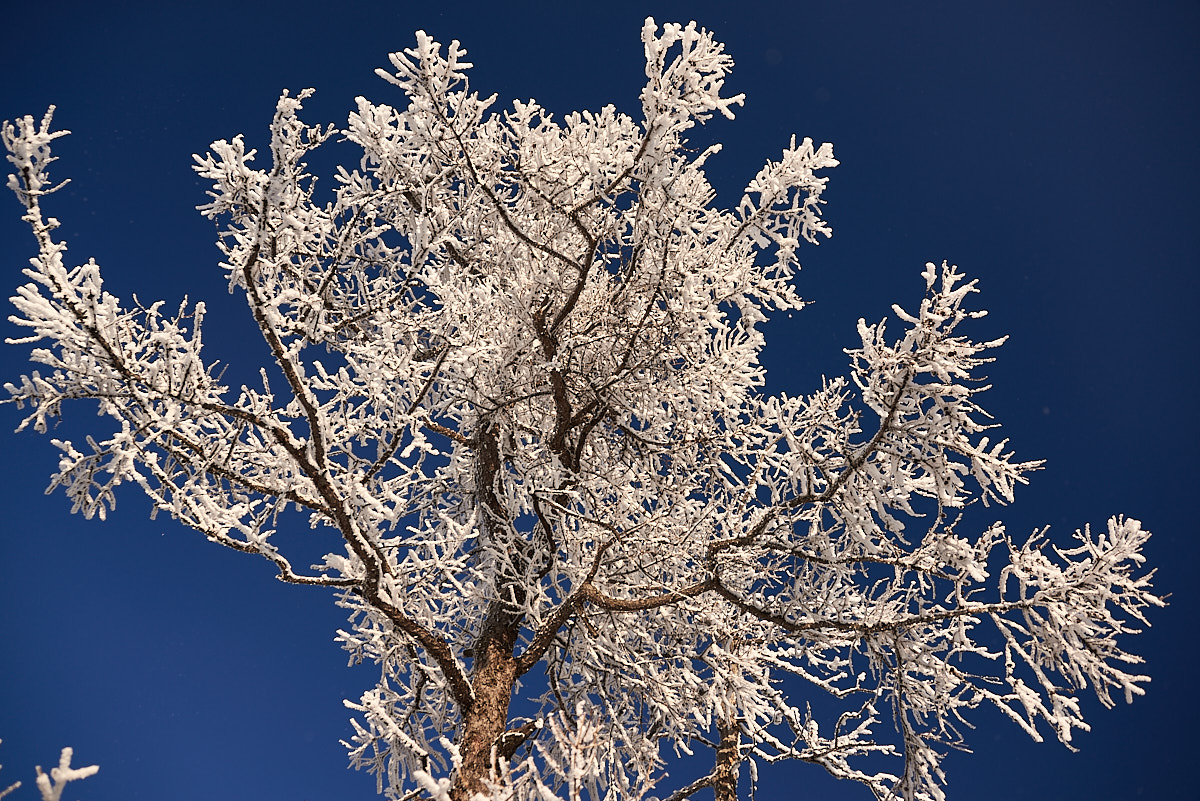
top-left (2, 18), bottom-right (1161, 801)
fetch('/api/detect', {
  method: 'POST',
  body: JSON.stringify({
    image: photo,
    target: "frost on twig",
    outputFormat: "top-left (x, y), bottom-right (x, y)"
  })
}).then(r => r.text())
top-left (34, 748), bottom-right (98, 801)
top-left (0, 743), bottom-right (97, 801)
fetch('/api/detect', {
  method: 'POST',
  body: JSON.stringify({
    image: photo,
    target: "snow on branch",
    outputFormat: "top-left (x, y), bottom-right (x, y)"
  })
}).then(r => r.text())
top-left (0, 743), bottom-right (98, 801)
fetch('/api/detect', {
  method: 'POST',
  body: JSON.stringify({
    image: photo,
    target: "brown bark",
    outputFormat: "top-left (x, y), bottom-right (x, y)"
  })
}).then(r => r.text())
top-left (453, 601), bottom-right (520, 800)
top-left (712, 716), bottom-right (741, 801)
top-left (454, 421), bottom-right (524, 800)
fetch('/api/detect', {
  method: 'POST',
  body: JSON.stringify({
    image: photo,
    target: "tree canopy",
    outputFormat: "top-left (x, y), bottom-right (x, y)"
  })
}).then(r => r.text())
top-left (2, 19), bottom-right (1161, 801)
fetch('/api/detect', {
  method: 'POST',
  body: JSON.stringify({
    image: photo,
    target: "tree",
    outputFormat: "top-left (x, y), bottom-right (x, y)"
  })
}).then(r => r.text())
top-left (1, 18), bottom-right (1162, 801)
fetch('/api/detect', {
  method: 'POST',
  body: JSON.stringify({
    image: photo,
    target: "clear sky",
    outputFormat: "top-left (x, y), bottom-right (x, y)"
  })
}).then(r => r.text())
top-left (1, 1), bottom-right (1196, 799)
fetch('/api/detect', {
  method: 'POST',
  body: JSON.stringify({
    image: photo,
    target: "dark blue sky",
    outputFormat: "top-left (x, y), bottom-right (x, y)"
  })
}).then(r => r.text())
top-left (1, 2), bottom-right (1196, 799)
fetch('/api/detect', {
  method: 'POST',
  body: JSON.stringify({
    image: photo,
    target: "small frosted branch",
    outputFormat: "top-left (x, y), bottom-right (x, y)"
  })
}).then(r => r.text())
top-left (18, 748), bottom-right (98, 801)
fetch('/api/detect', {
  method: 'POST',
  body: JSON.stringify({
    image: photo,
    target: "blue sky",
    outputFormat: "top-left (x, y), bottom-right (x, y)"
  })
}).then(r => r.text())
top-left (1, 2), bottom-right (1196, 799)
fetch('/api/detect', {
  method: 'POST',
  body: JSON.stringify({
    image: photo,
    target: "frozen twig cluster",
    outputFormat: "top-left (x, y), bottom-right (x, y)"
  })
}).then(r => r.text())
top-left (3, 17), bottom-right (1160, 801)
top-left (0, 743), bottom-right (98, 801)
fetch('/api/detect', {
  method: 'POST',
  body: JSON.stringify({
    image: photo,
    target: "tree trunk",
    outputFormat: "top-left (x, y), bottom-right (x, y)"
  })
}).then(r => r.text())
top-left (712, 716), bottom-right (741, 801)
top-left (453, 422), bottom-right (527, 799)
top-left (453, 600), bottom-right (520, 801)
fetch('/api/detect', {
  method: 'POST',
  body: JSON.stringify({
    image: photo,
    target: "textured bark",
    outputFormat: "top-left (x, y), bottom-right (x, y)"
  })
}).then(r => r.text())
top-left (712, 717), bottom-right (741, 801)
top-left (454, 421), bottom-right (524, 800)
top-left (453, 601), bottom-right (520, 800)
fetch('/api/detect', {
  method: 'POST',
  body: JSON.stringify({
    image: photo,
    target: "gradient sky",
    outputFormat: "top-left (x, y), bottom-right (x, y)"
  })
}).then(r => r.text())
top-left (1, 2), bottom-right (1196, 800)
